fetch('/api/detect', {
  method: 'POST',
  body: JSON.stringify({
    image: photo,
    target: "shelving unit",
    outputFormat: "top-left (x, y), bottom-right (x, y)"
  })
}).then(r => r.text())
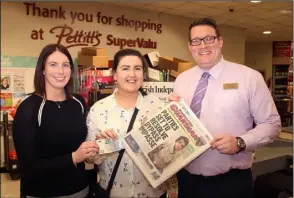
top-left (272, 64), bottom-right (293, 128)
top-left (77, 65), bottom-right (114, 110)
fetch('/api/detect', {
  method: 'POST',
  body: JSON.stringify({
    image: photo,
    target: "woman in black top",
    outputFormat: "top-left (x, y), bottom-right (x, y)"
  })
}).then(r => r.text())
top-left (12, 44), bottom-right (99, 198)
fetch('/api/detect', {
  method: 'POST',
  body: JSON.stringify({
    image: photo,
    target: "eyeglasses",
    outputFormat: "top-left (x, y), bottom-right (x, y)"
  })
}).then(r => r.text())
top-left (190, 36), bottom-right (218, 46)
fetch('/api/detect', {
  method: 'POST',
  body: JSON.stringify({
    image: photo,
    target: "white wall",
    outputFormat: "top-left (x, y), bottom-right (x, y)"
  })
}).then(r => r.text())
top-left (245, 41), bottom-right (273, 80)
top-left (221, 25), bottom-right (246, 65)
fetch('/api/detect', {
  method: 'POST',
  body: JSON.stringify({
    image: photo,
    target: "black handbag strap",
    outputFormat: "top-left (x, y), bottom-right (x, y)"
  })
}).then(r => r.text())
top-left (106, 108), bottom-right (139, 194)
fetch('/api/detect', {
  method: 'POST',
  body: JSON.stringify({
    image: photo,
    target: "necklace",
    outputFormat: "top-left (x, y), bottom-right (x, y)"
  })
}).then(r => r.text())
top-left (55, 101), bottom-right (62, 108)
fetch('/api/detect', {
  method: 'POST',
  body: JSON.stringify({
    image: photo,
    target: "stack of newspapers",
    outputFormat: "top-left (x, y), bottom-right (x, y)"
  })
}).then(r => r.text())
top-left (97, 100), bottom-right (213, 188)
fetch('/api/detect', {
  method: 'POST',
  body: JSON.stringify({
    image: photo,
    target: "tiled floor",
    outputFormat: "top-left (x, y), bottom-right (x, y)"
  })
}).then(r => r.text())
top-left (1, 173), bottom-right (20, 198)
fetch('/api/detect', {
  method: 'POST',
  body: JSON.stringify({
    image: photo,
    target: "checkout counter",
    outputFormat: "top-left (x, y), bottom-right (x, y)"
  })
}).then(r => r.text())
top-left (252, 127), bottom-right (293, 177)
top-left (253, 127), bottom-right (293, 198)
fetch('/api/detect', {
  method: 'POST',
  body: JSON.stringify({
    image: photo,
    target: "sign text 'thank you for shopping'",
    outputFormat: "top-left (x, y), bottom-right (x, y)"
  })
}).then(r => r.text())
top-left (24, 2), bottom-right (163, 49)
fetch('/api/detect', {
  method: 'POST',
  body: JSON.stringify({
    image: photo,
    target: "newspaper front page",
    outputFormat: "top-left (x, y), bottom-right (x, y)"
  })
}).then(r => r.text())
top-left (123, 99), bottom-right (213, 188)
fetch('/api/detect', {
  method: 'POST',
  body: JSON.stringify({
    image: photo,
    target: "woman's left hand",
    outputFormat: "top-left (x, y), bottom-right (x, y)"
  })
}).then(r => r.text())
top-left (95, 129), bottom-right (117, 140)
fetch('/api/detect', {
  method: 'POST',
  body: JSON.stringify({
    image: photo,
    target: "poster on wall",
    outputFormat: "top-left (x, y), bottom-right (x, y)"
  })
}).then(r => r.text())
top-left (0, 75), bottom-right (11, 91)
top-left (13, 73), bottom-right (25, 93)
top-left (0, 93), bottom-right (13, 111)
top-left (273, 41), bottom-right (292, 57)
top-left (1, 67), bottom-right (34, 94)
top-left (0, 67), bottom-right (35, 119)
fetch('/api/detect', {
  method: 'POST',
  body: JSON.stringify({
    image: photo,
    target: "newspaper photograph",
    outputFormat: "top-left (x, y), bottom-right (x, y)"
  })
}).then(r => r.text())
top-left (123, 99), bottom-right (213, 188)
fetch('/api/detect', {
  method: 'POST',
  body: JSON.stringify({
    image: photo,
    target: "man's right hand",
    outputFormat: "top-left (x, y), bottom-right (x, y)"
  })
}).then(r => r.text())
top-left (72, 141), bottom-right (99, 164)
top-left (168, 93), bottom-right (181, 103)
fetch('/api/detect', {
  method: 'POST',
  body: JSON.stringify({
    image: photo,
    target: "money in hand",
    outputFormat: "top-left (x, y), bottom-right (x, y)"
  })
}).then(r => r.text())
top-left (96, 138), bottom-right (124, 154)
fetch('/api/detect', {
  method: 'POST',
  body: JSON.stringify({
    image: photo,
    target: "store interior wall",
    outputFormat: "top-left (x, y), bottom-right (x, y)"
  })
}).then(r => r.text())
top-left (219, 24), bottom-right (246, 65)
top-left (245, 41), bottom-right (273, 81)
top-left (1, 2), bottom-right (251, 167)
top-left (1, 2), bottom-right (245, 64)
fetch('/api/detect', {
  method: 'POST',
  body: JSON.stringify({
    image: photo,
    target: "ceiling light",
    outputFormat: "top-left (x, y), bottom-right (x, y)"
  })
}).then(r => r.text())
top-left (250, 1), bottom-right (261, 3)
top-left (263, 31), bottom-right (271, 34)
top-left (278, 9), bottom-right (292, 15)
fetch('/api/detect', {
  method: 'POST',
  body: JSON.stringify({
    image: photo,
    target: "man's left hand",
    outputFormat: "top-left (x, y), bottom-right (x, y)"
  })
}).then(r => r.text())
top-left (210, 134), bottom-right (239, 154)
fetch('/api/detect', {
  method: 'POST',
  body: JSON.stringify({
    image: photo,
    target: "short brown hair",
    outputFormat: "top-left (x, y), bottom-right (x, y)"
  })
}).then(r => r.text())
top-left (189, 18), bottom-right (220, 40)
top-left (34, 44), bottom-right (74, 99)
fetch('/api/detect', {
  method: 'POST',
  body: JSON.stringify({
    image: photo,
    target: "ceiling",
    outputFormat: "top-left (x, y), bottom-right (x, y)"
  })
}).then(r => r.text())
top-left (102, 1), bottom-right (293, 42)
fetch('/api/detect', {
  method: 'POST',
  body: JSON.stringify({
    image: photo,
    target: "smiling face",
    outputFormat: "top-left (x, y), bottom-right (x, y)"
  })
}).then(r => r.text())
top-left (188, 25), bottom-right (223, 70)
top-left (174, 139), bottom-right (187, 151)
top-left (43, 50), bottom-right (71, 93)
top-left (2, 78), bottom-right (8, 86)
top-left (113, 55), bottom-right (144, 94)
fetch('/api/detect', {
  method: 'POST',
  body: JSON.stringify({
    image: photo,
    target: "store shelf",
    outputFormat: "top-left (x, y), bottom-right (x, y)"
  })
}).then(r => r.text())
top-left (274, 76), bottom-right (289, 79)
top-left (272, 64), bottom-right (293, 128)
top-left (275, 85), bottom-right (288, 88)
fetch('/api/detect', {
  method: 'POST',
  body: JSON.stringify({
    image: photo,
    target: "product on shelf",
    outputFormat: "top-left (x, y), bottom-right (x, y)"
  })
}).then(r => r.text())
top-left (78, 47), bottom-right (109, 68)
top-left (272, 62), bottom-right (293, 127)
top-left (77, 47), bottom-right (115, 107)
top-left (158, 56), bottom-right (193, 78)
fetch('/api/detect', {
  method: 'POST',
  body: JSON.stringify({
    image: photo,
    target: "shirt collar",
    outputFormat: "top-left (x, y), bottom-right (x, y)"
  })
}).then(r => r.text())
top-left (195, 56), bottom-right (225, 80)
top-left (110, 88), bottom-right (144, 110)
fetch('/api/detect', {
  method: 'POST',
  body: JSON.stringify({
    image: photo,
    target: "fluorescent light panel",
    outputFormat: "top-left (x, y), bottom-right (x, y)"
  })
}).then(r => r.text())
top-left (263, 31), bottom-right (271, 34)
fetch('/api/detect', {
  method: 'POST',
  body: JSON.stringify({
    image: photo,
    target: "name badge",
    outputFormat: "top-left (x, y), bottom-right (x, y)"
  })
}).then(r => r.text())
top-left (223, 83), bottom-right (238, 90)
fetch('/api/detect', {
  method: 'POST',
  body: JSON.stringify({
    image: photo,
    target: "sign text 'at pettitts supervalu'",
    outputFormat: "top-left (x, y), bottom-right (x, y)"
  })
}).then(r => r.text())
top-left (24, 2), bottom-right (162, 49)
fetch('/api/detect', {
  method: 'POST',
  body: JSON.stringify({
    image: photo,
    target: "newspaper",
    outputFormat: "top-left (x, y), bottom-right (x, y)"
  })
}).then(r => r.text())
top-left (123, 99), bottom-right (213, 188)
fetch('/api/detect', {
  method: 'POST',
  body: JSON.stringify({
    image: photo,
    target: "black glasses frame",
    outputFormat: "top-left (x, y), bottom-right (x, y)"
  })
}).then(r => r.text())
top-left (190, 36), bottom-right (218, 46)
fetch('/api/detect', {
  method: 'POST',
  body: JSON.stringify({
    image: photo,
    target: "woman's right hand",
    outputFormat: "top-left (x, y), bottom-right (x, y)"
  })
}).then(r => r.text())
top-left (96, 129), bottom-right (117, 140)
top-left (72, 141), bottom-right (99, 164)
top-left (168, 93), bottom-right (181, 103)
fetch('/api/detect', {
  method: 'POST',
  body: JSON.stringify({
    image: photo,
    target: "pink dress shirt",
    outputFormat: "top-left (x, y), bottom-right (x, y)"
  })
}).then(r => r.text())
top-left (174, 57), bottom-right (281, 176)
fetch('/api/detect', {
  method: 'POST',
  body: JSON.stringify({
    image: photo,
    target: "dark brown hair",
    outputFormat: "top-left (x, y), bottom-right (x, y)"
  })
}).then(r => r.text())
top-left (112, 48), bottom-right (148, 96)
top-left (189, 17), bottom-right (221, 41)
top-left (34, 44), bottom-right (74, 99)
top-left (173, 136), bottom-right (189, 153)
top-left (1, 77), bottom-right (9, 83)
top-left (176, 136), bottom-right (189, 146)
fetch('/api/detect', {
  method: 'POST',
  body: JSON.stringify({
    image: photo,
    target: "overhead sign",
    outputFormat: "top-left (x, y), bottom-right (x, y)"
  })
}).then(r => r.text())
top-left (24, 2), bottom-right (162, 49)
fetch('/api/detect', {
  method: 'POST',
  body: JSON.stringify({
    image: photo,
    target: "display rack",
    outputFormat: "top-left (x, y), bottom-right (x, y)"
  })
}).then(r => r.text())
top-left (0, 112), bottom-right (20, 180)
top-left (77, 65), bottom-right (114, 110)
top-left (272, 64), bottom-right (293, 128)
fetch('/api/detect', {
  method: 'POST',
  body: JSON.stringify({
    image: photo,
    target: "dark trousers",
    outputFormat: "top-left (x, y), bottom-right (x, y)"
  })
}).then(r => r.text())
top-left (177, 168), bottom-right (254, 198)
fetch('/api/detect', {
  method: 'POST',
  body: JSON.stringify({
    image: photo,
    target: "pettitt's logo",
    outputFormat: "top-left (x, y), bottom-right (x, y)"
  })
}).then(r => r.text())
top-left (49, 24), bottom-right (102, 48)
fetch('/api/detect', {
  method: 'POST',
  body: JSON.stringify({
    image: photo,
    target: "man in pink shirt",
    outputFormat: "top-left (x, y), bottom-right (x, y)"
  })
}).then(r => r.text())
top-left (169, 18), bottom-right (281, 198)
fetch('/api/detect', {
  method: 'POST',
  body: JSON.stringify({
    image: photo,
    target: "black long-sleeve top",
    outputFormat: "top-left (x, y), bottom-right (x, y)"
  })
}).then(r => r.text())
top-left (12, 93), bottom-right (89, 197)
